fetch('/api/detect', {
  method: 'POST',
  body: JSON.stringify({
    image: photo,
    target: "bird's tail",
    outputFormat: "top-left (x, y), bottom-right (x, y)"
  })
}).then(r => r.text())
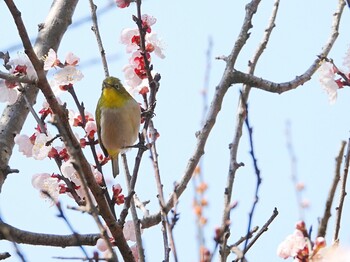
top-left (111, 155), bottom-right (120, 178)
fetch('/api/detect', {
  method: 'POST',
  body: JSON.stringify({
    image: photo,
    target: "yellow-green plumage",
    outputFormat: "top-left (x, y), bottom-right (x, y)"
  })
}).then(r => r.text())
top-left (96, 76), bottom-right (140, 177)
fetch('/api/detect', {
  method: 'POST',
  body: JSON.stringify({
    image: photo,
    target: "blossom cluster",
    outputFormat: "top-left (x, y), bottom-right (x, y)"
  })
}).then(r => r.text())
top-left (277, 221), bottom-right (350, 261)
top-left (120, 13), bottom-right (165, 95)
top-left (0, 53), bottom-right (37, 104)
top-left (318, 46), bottom-right (350, 104)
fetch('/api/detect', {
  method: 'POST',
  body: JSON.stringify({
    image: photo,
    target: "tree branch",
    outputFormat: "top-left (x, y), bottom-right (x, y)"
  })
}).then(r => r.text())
top-left (0, 222), bottom-right (99, 247)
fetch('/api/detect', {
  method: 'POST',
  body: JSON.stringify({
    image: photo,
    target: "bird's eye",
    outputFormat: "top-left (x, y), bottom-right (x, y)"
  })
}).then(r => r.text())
top-left (114, 84), bottom-right (120, 90)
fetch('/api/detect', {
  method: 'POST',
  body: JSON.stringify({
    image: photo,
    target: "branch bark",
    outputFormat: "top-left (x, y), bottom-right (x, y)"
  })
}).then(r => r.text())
top-left (0, 222), bottom-right (99, 247)
top-left (0, 0), bottom-right (79, 192)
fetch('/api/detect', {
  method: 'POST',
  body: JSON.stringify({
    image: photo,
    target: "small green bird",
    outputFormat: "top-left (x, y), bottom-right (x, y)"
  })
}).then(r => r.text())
top-left (95, 76), bottom-right (140, 177)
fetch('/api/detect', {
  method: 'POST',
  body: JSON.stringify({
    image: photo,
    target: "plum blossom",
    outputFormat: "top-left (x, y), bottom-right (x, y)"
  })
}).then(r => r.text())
top-left (92, 165), bottom-right (103, 185)
top-left (65, 52), bottom-right (80, 66)
top-left (318, 61), bottom-right (338, 104)
top-left (32, 173), bottom-right (60, 202)
top-left (146, 32), bottom-right (165, 59)
top-left (141, 14), bottom-right (157, 33)
top-left (61, 160), bottom-right (80, 185)
top-left (277, 229), bottom-right (306, 259)
top-left (0, 80), bottom-right (20, 104)
top-left (53, 65), bottom-right (83, 86)
top-left (120, 28), bottom-right (140, 53)
top-left (123, 220), bottom-right (137, 242)
top-left (112, 184), bottom-right (125, 205)
top-left (32, 133), bottom-right (53, 160)
top-left (43, 48), bottom-right (60, 70)
top-left (8, 53), bottom-right (37, 80)
top-left (115, 0), bottom-right (131, 8)
top-left (123, 64), bottom-right (143, 88)
top-left (14, 134), bottom-right (33, 157)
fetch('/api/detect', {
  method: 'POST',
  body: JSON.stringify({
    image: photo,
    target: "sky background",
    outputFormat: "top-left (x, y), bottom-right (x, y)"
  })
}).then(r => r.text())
top-left (1, 0), bottom-right (350, 261)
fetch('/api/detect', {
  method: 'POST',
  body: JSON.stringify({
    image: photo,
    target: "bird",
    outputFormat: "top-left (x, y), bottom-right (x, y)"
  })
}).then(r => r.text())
top-left (95, 76), bottom-right (140, 177)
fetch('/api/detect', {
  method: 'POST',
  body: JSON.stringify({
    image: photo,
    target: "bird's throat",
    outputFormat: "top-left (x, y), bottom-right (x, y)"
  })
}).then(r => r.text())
top-left (102, 88), bottom-right (127, 108)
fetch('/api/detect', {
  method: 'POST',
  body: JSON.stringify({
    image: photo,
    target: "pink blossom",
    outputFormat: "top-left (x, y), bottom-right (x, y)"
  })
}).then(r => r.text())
top-left (318, 61), bottom-right (338, 104)
top-left (92, 165), bottom-right (103, 185)
top-left (277, 230), bottom-right (306, 259)
top-left (0, 80), bottom-right (19, 104)
top-left (115, 0), bottom-right (131, 8)
top-left (123, 220), bottom-right (137, 242)
top-left (54, 65), bottom-right (83, 85)
top-left (14, 134), bottom-right (33, 157)
top-left (96, 238), bottom-right (109, 252)
top-left (43, 48), bottom-right (60, 70)
top-left (60, 160), bottom-right (80, 185)
top-left (146, 32), bottom-right (165, 59)
top-left (8, 53), bottom-right (37, 80)
top-left (65, 52), bottom-right (80, 66)
top-left (32, 133), bottom-right (53, 160)
top-left (120, 28), bottom-right (140, 53)
top-left (85, 120), bottom-right (97, 135)
top-left (141, 14), bottom-right (157, 33)
top-left (123, 64), bottom-right (143, 88)
top-left (32, 173), bottom-right (60, 202)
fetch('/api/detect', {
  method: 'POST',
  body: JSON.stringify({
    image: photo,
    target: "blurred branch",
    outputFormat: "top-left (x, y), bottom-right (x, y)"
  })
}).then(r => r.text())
top-left (0, 0), bottom-right (79, 193)
top-left (333, 138), bottom-right (350, 242)
top-left (4, 1), bottom-right (132, 260)
top-left (0, 221), bottom-right (99, 247)
top-left (317, 140), bottom-right (346, 238)
top-left (285, 121), bottom-right (304, 220)
top-left (88, 0), bottom-right (109, 77)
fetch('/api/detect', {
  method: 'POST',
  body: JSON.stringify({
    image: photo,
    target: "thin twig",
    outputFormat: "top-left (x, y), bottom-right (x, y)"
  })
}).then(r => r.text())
top-left (235, 208), bottom-right (278, 261)
top-left (42, 192), bottom-right (89, 260)
top-left (230, 226), bottom-right (259, 248)
top-left (333, 137), bottom-right (350, 242)
top-left (242, 98), bottom-right (262, 254)
top-left (88, 0), bottom-right (109, 77)
top-left (122, 154), bottom-right (145, 262)
top-left (285, 121), bottom-right (304, 220)
top-left (147, 120), bottom-right (175, 262)
top-left (20, 83), bottom-right (47, 134)
top-left (317, 140), bottom-right (346, 237)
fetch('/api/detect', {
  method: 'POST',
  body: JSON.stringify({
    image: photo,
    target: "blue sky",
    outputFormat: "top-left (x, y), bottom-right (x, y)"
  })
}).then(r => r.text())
top-left (1, 0), bottom-right (350, 261)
